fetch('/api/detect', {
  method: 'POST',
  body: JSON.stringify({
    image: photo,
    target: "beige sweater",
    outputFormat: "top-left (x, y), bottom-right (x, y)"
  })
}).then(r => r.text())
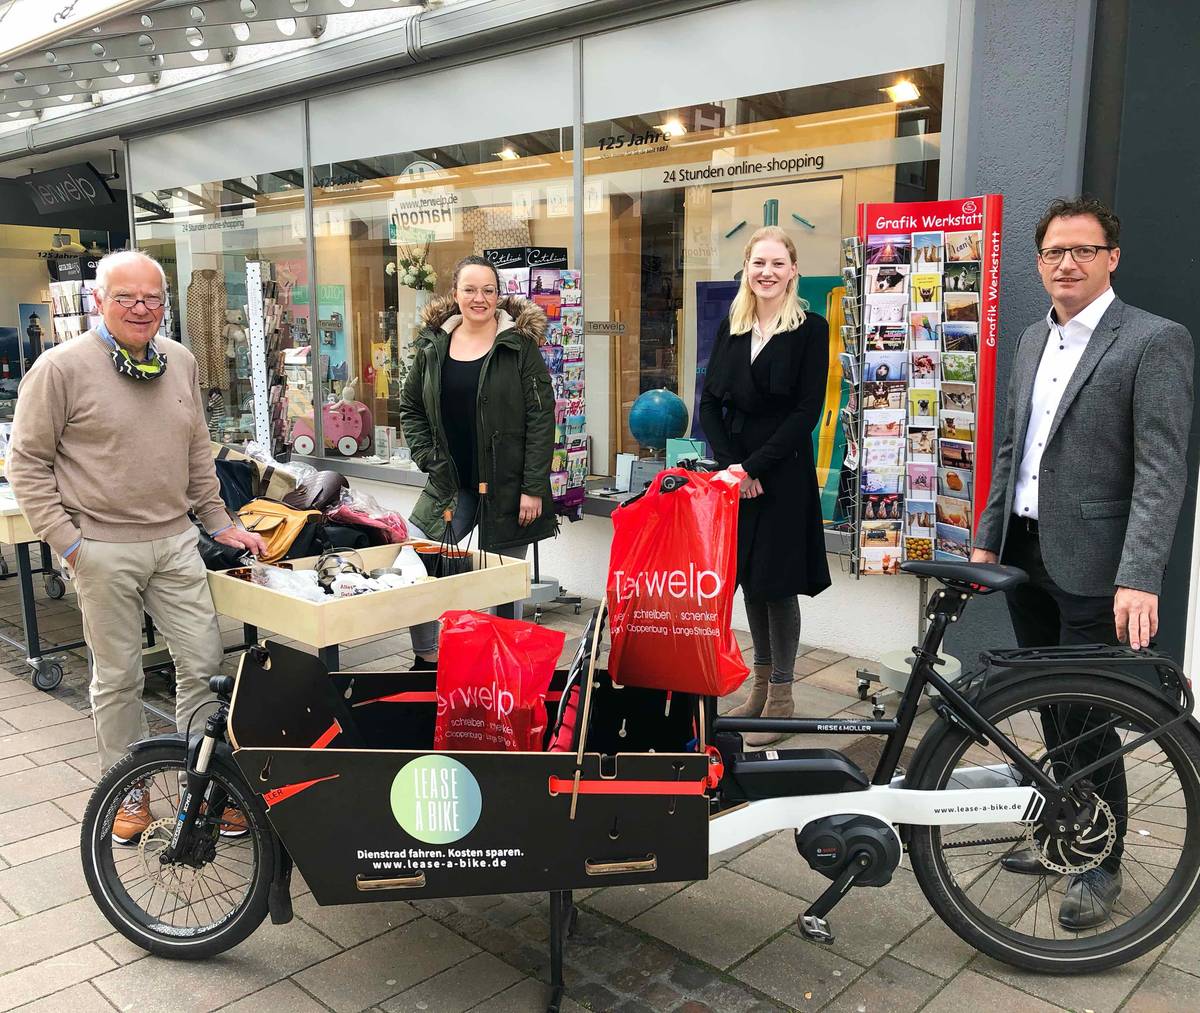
top-left (6, 331), bottom-right (230, 556)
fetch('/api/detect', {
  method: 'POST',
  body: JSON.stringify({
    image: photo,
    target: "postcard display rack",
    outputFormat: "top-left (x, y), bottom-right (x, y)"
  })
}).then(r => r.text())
top-left (46, 256), bottom-right (102, 345)
top-left (840, 196), bottom-right (1003, 576)
top-left (245, 261), bottom-right (293, 459)
top-left (484, 246), bottom-right (587, 515)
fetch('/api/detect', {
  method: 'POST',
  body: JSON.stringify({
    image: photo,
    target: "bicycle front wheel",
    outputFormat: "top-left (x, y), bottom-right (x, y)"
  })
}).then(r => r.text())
top-left (908, 674), bottom-right (1200, 973)
top-left (80, 740), bottom-right (275, 959)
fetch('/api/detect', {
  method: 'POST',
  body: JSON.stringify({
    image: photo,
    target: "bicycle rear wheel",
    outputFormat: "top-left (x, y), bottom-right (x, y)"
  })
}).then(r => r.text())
top-left (81, 740), bottom-right (274, 959)
top-left (908, 674), bottom-right (1200, 973)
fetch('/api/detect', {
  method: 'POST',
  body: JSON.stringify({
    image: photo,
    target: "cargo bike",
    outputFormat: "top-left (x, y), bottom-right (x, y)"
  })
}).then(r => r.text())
top-left (79, 529), bottom-right (1200, 1009)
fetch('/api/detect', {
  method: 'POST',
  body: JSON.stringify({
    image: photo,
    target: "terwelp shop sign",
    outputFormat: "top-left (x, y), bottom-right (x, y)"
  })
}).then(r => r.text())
top-left (24, 163), bottom-right (115, 215)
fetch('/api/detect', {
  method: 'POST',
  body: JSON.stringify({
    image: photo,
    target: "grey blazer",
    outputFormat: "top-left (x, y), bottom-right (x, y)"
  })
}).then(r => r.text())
top-left (976, 296), bottom-right (1194, 597)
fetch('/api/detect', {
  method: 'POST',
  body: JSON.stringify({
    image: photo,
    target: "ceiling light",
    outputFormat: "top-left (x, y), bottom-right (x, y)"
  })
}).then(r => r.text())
top-left (883, 80), bottom-right (920, 103)
top-left (495, 148), bottom-right (519, 161)
top-left (660, 119), bottom-right (686, 137)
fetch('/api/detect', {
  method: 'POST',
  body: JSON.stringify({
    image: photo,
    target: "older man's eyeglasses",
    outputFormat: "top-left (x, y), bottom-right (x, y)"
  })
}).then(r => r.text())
top-left (1037, 245), bottom-right (1113, 265)
top-left (111, 295), bottom-right (165, 310)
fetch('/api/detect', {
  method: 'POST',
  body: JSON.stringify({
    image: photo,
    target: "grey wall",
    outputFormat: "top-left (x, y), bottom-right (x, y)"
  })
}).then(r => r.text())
top-left (944, 0), bottom-right (1096, 661)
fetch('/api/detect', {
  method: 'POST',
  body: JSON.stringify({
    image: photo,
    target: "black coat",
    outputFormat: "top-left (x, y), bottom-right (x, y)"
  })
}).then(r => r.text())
top-left (699, 312), bottom-right (832, 600)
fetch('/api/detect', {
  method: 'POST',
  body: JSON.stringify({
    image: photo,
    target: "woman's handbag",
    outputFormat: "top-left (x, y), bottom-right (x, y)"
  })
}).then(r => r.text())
top-left (236, 499), bottom-right (325, 564)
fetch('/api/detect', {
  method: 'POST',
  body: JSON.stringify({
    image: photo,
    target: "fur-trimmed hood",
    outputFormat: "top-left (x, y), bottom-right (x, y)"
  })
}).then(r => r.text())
top-left (418, 293), bottom-right (547, 346)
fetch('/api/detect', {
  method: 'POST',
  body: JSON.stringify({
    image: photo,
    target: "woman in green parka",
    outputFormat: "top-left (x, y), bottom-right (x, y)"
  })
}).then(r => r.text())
top-left (400, 255), bottom-right (556, 668)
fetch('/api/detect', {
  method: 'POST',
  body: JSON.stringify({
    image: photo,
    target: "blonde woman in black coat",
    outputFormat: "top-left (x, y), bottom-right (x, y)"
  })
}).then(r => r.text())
top-left (699, 226), bottom-right (831, 746)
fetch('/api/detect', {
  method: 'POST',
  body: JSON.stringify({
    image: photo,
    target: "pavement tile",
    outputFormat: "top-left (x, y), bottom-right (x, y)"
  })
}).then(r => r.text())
top-left (787, 680), bottom-right (862, 721)
top-left (52, 788), bottom-right (93, 821)
top-left (631, 869), bottom-right (799, 969)
top-left (806, 647), bottom-right (848, 665)
top-left (0, 699), bottom-right (82, 732)
top-left (0, 691), bottom-right (45, 714)
top-left (801, 657), bottom-right (870, 697)
top-left (92, 916), bottom-right (339, 1013)
top-left (0, 764), bottom-right (93, 815)
top-left (0, 756), bottom-right (32, 778)
top-left (726, 831), bottom-right (819, 902)
top-left (0, 681), bottom-right (39, 701)
top-left (821, 955), bottom-right (942, 1013)
top-left (5, 980), bottom-right (116, 1013)
top-left (292, 892), bottom-right (420, 948)
top-left (381, 951), bottom-right (525, 1012)
top-left (0, 942), bottom-right (116, 1010)
top-left (217, 978), bottom-right (332, 1013)
top-left (890, 915), bottom-right (977, 978)
top-left (0, 896), bottom-right (13, 926)
top-left (1121, 962), bottom-right (1200, 1013)
top-left (63, 755), bottom-right (100, 782)
top-left (918, 969), bottom-right (1067, 1012)
top-left (467, 977), bottom-right (587, 1012)
top-left (0, 895), bottom-right (114, 975)
top-left (791, 654), bottom-right (828, 678)
top-left (582, 881), bottom-right (689, 922)
top-left (0, 801), bottom-right (74, 849)
top-left (25, 737), bottom-right (99, 767)
top-left (731, 930), bottom-right (865, 1010)
top-left (0, 846), bottom-right (90, 917)
top-left (96, 931), bottom-right (152, 966)
top-left (293, 917), bottom-right (477, 1012)
top-left (1162, 909), bottom-right (1200, 971)
top-left (0, 719), bottom-right (95, 761)
top-left (0, 823), bottom-right (79, 867)
top-left (971, 943), bottom-right (1163, 1013)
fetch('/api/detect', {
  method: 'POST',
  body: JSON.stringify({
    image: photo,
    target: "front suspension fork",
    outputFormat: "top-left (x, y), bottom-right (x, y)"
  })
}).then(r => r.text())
top-left (162, 708), bottom-right (228, 863)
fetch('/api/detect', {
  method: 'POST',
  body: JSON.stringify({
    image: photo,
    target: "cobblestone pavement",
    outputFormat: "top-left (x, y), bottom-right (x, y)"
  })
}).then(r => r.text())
top-left (0, 562), bottom-right (1196, 1011)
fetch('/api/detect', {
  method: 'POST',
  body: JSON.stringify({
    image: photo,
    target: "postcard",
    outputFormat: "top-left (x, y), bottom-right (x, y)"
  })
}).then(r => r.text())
top-left (862, 467), bottom-right (904, 495)
top-left (908, 387), bottom-right (939, 424)
top-left (910, 349), bottom-right (938, 382)
top-left (941, 381), bottom-right (976, 414)
top-left (866, 264), bottom-right (910, 295)
top-left (865, 293), bottom-right (909, 326)
top-left (936, 495), bottom-right (973, 529)
top-left (944, 292), bottom-right (980, 323)
top-left (540, 344), bottom-right (564, 372)
top-left (842, 266), bottom-right (860, 299)
top-left (861, 520), bottom-right (903, 549)
top-left (839, 351), bottom-right (860, 385)
top-left (866, 234), bottom-right (912, 265)
top-left (863, 350), bottom-right (907, 382)
top-left (842, 295), bottom-right (861, 329)
top-left (866, 325), bottom-right (907, 351)
top-left (935, 522), bottom-right (971, 559)
top-left (910, 311), bottom-right (941, 347)
top-left (860, 546), bottom-right (902, 576)
top-left (908, 426), bottom-right (936, 462)
top-left (864, 410), bottom-right (905, 439)
top-left (946, 230), bottom-right (983, 262)
top-left (546, 321), bottom-right (565, 346)
top-left (863, 492), bottom-right (904, 522)
top-left (938, 466), bottom-right (974, 499)
top-left (863, 380), bottom-right (908, 410)
top-left (939, 410), bottom-right (976, 442)
top-left (842, 236), bottom-right (863, 270)
top-left (941, 323), bottom-right (979, 352)
top-left (530, 268), bottom-right (562, 296)
top-left (906, 499), bottom-right (936, 536)
top-left (559, 270), bottom-right (581, 304)
top-left (905, 535), bottom-right (933, 561)
top-left (939, 438), bottom-right (975, 470)
top-left (863, 436), bottom-right (905, 468)
top-left (911, 272), bottom-right (943, 308)
top-left (912, 231), bottom-right (945, 268)
top-left (907, 462), bottom-right (936, 499)
top-left (942, 351), bottom-right (977, 383)
top-left (944, 262), bottom-right (981, 293)
top-left (840, 324), bottom-right (860, 357)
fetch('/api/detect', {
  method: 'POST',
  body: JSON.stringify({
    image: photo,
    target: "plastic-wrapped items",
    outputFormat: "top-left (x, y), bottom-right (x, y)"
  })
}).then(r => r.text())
top-left (243, 440), bottom-right (319, 487)
top-left (249, 561), bottom-right (327, 602)
top-left (327, 487), bottom-right (409, 543)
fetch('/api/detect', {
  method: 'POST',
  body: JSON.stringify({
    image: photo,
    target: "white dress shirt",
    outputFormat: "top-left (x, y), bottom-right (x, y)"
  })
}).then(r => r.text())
top-left (750, 319), bottom-right (774, 363)
top-left (1013, 287), bottom-right (1117, 519)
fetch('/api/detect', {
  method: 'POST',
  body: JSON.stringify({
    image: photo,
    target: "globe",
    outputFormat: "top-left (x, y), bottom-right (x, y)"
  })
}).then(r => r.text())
top-left (628, 388), bottom-right (689, 451)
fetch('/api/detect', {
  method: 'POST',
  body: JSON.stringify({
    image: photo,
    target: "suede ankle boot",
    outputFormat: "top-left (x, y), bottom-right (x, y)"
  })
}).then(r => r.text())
top-left (726, 664), bottom-right (771, 718)
top-left (744, 680), bottom-right (795, 747)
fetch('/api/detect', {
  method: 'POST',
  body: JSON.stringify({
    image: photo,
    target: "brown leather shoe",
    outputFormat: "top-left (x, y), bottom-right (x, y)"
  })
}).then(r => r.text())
top-left (111, 783), bottom-right (151, 845)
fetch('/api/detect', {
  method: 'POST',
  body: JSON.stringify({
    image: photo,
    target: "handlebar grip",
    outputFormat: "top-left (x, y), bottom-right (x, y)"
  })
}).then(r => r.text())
top-left (209, 675), bottom-right (235, 698)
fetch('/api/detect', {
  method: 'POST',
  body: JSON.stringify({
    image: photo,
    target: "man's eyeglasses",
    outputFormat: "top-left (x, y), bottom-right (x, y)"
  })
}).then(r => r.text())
top-left (458, 286), bottom-right (498, 299)
top-left (1037, 245), bottom-right (1113, 265)
top-left (110, 295), bottom-right (165, 310)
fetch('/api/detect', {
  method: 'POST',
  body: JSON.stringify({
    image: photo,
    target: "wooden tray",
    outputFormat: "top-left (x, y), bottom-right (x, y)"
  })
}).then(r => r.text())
top-left (207, 543), bottom-right (530, 648)
top-left (0, 506), bottom-right (36, 546)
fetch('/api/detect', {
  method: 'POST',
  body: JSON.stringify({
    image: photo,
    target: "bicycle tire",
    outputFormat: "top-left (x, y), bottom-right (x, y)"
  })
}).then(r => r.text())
top-left (80, 740), bottom-right (275, 960)
top-left (908, 674), bottom-right (1200, 973)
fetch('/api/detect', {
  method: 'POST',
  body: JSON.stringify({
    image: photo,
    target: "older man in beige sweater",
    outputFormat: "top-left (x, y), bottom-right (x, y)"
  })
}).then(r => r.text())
top-left (7, 250), bottom-right (264, 843)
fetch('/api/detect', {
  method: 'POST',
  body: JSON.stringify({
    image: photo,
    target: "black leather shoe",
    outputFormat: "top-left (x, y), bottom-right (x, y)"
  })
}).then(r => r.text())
top-left (1000, 848), bottom-right (1057, 875)
top-left (1059, 867), bottom-right (1122, 930)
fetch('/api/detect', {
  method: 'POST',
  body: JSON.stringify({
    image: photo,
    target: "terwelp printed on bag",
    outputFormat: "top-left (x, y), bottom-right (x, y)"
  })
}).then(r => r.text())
top-left (606, 468), bottom-right (748, 696)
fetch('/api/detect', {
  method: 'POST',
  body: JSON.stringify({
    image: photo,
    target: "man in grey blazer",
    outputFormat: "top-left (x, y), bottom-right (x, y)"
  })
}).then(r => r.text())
top-left (972, 196), bottom-right (1194, 929)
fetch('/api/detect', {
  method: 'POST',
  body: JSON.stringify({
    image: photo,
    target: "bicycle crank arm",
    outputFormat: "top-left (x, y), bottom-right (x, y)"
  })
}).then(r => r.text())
top-left (709, 785), bottom-right (1045, 856)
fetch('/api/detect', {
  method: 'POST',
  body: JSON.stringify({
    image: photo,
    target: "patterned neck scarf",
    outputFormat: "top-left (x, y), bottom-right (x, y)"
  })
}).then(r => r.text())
top-left (97, 321), bottom-right (168, 381)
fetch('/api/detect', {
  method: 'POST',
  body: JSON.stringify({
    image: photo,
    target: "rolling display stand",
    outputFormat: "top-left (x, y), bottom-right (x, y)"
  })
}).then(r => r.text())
top-left (527, 542), bottom-right (582, 621)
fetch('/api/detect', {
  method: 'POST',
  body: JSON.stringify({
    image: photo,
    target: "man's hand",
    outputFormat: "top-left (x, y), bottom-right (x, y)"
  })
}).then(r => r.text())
top-left (213, 527), bottom-right (268, 558)
top-left (518, 493), bottom-right (542, 527)
top-left (971, 548), bottom-right (999, 564)
top-left (1115, 587), bottom-right (1158, 650)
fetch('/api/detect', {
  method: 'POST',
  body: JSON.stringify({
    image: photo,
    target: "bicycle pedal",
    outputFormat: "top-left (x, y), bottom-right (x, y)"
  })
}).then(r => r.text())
top-left (798, 914), bottom-right (835, 944)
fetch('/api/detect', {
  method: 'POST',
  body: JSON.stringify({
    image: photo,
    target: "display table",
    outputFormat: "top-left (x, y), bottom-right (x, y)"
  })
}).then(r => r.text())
top-left (207, 544), bottom-right (531, 670)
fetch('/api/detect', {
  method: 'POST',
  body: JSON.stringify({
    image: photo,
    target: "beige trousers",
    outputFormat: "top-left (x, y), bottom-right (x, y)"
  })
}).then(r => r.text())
top-left (70, 527), bottom-right (223, 773)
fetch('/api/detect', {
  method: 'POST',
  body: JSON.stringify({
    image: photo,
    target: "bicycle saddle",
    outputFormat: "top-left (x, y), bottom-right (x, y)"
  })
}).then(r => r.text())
top-left (900, 560), bottom-right (1028, 593)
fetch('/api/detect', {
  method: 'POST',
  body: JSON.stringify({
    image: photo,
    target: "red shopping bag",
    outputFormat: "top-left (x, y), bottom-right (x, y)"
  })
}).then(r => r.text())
top-left (434, 611), bottom-right (565, 752)
top-left (607, 468), bottom-right (748, 696)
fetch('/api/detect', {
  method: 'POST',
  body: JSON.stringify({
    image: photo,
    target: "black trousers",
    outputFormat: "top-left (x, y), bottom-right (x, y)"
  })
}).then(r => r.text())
top-left (1003, 517), bottom-right (1126, 870)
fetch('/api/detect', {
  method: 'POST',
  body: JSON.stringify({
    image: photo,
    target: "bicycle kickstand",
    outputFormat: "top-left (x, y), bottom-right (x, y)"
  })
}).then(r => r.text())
top-left (797, 850), bottom-right (874, 944)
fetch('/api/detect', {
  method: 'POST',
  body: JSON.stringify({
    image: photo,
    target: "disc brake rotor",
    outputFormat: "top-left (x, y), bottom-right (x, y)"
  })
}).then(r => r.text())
top-left (137, 817), bottom-right (203, 903)
top-left (1024, 796), bottom-right (1118, 875)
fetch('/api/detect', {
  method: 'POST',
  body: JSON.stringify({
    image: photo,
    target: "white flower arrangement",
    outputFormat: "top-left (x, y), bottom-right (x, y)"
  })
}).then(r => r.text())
top-left (392, 241), bottom-right (437, 292)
